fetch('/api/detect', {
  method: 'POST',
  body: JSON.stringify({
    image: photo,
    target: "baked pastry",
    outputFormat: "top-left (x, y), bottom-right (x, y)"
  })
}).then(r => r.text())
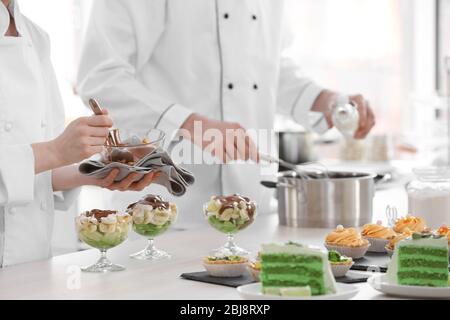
top-left (328, 250), bottom-right (354, 278)
top-left (385, 230), bottom-right (413, 253)
top-left (436, 225), bottom-right (450, 245)
top-left (203, 251), bottom-right (248, 278)
top-left (361, 220), bottom-right (396, 252)
top-left (325, 225), bottom-right (370, 259)
top-left (393, 215), bottom-right (426, 234)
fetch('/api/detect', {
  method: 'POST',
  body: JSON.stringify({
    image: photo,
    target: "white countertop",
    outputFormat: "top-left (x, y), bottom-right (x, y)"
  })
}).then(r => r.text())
top-left (0, 212), bottom-right (403, 300)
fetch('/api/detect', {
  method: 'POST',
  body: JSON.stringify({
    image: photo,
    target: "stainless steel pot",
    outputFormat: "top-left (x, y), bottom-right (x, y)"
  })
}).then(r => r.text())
top-left (278, 131), bottom-right (316, 165)
top-left (261, 171), bottom-right (376, 228)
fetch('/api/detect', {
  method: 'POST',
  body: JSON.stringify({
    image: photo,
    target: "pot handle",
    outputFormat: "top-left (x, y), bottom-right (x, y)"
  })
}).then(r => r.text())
top-left (261, 181), bottom-right (278, 189)
top-left (261, 181), bottom-right (295, 189)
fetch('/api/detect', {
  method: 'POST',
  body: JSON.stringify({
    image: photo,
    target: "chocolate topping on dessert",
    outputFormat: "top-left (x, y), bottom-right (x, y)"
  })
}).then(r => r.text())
top-left (215, 194), bottom-right (256, 217)
top-left (128, 194), bottom-right (170, 211)
top-left (85, 209), bottom-right (118, 221)
top-left (110, 149), bottom-right (134, 163)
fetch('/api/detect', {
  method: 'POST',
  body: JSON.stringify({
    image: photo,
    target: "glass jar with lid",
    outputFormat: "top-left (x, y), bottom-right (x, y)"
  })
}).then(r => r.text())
top-left (406, 167), bottom-right (450, 229)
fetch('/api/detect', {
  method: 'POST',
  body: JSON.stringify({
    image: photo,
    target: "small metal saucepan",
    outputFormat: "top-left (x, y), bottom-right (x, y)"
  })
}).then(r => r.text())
top-left (261, 170), bottom-right (376, 228)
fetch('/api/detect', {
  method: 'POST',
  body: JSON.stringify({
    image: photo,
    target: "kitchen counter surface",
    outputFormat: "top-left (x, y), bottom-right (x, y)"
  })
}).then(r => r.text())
top-left (0, 208), bottom-right (406, 300)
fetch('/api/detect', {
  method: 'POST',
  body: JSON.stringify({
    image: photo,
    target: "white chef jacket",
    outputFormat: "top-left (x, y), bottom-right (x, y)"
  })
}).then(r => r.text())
top-left (0, 0), bottom-right (78, 267)
top-left (77, 0), bottom-right (324, 226)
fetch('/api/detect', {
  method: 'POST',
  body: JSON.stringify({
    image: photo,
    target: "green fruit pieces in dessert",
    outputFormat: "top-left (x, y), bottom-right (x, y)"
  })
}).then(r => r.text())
top-left (133, 220), bottom-right (171, 237)
top-left (387, 236), bottom-right (449, 287)
top-left (208, 215), bottom-right (240, 234)
top-left (76, 210), bottom-right (131, 249)
top-left (206, 255), bottom-right (244, 262)
top-left (128, 195), bottom-right (177, 237)
top-left (328, 250), bottom-right (352, 264)
top-left (260, 243), bottom-right (337, 296)
top-left (79, 229), bottom-right (128, 250)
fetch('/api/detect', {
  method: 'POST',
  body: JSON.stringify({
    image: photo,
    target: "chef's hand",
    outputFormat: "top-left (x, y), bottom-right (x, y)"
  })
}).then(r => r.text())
top-left (349, 94), bottom-right (376, 139)
top-left (32, 110), bottom-right (113, 174)
top-left (52, 110), bottom-right (113, 165)
top-left (180, 113), bottom-right (259, 163)
top-left (312, 90), bottom-right (376, 139)
top-left (91, 169), bottom-right (160, 192)
top-left (52, 166), bottom-right (160, 192)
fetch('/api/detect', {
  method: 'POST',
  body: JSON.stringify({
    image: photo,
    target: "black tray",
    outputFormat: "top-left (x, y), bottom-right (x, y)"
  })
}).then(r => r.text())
top-left (335, 272), bottom-right (370, 283)
top-left (180, 271), bottom-right (370, 288)
top-left (180, 272), bottom-right (255, 288)
top-left (351, 252), bottom-right (390, 273)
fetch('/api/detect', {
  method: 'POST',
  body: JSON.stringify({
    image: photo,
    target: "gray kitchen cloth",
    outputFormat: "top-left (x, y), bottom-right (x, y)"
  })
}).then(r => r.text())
top-left (79, 148), bottom-right (195, 197)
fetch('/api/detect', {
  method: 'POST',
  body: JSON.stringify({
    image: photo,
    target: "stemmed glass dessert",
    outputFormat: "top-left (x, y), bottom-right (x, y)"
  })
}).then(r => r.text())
top-left (76, 209), bottom-right (132, 272)
top-left (128, 194), bottom-right (178, 260)
top-left (204, 194), bottom-right (257, 256)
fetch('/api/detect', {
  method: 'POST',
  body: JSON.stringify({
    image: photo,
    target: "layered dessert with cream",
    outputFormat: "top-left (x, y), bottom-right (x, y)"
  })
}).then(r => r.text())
top-left (76, 209), bottom-right (132, 249)
top-left (204, 194), bottom-right (256, 234)
top-left (387, 233), bottom-right (449, 287)
top-left (127, 194), bottom-right (177, 238)
top-left (260, 242), bottom-right (337, 296)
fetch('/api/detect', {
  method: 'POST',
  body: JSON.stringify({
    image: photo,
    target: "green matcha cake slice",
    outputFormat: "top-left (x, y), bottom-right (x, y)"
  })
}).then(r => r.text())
top-left (260, 243), bottom-right (337, 296)
top-left (387, 235), bottom-right (449, 287)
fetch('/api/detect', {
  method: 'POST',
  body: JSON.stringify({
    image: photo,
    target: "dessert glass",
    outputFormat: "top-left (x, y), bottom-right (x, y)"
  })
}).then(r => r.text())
top-left (203, 195), bottom-right (257, 256)
top-left (128, 196), bottom-right (178, 260)
top-left (76, 210), bottom-right (132, 272)
top-left (101, 128), bottom-right (165, 165)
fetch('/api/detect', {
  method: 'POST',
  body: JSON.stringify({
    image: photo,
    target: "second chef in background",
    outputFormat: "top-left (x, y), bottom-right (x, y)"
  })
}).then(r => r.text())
top-left (76, 0), bottom-right (375, 227)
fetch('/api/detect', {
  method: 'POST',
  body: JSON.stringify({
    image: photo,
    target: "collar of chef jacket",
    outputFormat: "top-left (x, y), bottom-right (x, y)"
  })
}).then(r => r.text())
top-left (0, 0), bottom-right (24, 37)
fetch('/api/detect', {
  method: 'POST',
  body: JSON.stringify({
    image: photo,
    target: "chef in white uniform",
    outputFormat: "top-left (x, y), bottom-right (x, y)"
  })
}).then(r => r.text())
top-left (77, 0), bottom-right (375, 227)
top-left (0, 0), bottom-right (158, 267)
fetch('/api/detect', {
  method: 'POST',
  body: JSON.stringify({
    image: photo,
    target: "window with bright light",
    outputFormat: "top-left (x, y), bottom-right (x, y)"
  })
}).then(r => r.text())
top-left (284, 0), bottom-right (436, 138)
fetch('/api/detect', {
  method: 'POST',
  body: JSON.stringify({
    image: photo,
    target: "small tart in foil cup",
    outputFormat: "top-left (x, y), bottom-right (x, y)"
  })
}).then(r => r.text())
top-left (384, 244), bottom-right (394, 257)
top-left (203, 261), bottom-right (248, 278)
top-left (330, 261), bottom-right (354, 278)
top-left (246, 263), bottom-right (261, 282)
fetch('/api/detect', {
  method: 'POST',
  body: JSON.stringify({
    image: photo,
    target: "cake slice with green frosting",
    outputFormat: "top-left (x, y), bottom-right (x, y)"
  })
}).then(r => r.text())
top-left (260, 243), bottom-right (337, 296)
top-left (387, 234), bottom-right (449, 287)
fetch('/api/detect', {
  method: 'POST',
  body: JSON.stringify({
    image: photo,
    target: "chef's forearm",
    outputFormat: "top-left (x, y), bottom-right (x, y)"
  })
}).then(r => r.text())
top-left (51, 165), bottom-right (95, 192)
top-left (311, 89), bottom-right (337, 113)
top-left (31, 141), bottom-right (65, 174)
top-left (311, 89), bottom-right (338, 128)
